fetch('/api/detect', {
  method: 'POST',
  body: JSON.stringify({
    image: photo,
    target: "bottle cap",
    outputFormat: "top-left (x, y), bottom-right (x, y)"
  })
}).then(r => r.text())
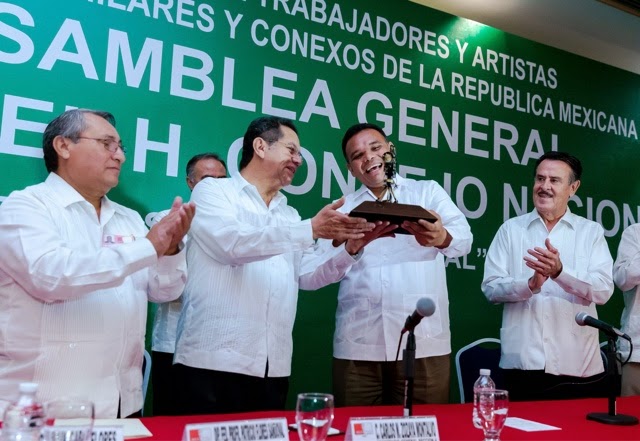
top-left (18, 383), bottom-right (38, 393)
top-left (479, 369), bottom-right (491, 376)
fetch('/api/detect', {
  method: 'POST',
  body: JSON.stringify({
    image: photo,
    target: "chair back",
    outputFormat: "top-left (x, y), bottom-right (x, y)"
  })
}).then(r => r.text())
top-left (455, 338), bottom-right (502, 403)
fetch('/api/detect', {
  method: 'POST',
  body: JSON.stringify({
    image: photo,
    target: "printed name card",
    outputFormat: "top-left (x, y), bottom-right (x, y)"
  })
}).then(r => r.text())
top-left (345, 417), bottom-right (440, 441)
top-left (182, 418), bottom-right (289, 441)
top-left (92, 426), bottom-right (125, 441)
top-left (42, 425), bottom-right (124, 441)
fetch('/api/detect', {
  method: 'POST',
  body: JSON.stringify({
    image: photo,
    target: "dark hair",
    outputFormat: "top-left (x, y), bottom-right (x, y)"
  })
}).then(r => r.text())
top-left (534, 151), bottom-right (582, 183)
top-left (239, 116), bottom-right (298, 170)
top-left (186, 153), bottom-right (227, 180)
top-left (43, 109), bottom-right (116, 172)
top-left (341, 123), bottom-right (387, 161)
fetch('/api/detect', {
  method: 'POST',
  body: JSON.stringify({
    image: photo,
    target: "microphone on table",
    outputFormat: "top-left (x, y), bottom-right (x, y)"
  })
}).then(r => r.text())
top-left (402, 297), bottom-right (436, 334)
top-left (575, 312), bottom-right (638, 425)
top-left (575, 312), bottom-right (630, 340)
top-left (401, 297), bottom-right (435, 417)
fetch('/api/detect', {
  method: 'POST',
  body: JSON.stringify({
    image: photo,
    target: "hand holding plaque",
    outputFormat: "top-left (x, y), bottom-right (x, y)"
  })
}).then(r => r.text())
top-left (349, 142), bottom-right (437, 234)
top-left (312, 197), bottom-right (375, 242)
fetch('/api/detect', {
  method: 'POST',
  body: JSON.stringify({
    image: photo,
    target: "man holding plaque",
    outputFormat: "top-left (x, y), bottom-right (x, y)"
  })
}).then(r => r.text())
top-left (482, 151), bottom-right (613, 401)
top-left (302, 123), bottom-right (473, 405)
top-left (173, 116), bottom-right (375, 414)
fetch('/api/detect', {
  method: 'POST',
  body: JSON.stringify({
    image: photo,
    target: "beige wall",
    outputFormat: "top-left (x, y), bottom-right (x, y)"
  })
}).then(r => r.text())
top-left (411, 0), bottom-right (640, 75)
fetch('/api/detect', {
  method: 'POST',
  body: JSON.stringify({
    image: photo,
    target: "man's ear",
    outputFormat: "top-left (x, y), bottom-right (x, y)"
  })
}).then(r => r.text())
top-left (253, 137), bottom-right (267, 159)
top-left (53, 135), bottom-right (72, 160)
top-left (570, 179), bottom-right (581, 196)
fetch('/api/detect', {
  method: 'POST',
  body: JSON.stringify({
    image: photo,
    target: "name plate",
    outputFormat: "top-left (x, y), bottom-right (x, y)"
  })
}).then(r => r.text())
top-left (42, 426), bottom-right (123, 441)
top-left (92, 426), bottom-right (124, 441)
top-left (182, 418), bottom-right (289, 441)
top-left (345, 417), bottom-right (439, 441)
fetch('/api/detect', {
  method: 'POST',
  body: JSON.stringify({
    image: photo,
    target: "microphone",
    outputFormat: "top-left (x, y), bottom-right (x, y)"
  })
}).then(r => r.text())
top-left (575, 312), bottom-right (630, 340)
top-left (402, 298), bottom-right (436, 334)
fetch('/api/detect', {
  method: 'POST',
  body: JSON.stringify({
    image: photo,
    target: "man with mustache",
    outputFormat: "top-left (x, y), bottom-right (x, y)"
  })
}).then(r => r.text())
top-left (173, 116), bottom-right (375, 414)
top-left (0, 109), bottom-right (194, 418)
top-left (301, 122), bottom-right (473, 406)
top-left (482, 151), bottom-right (614, 401)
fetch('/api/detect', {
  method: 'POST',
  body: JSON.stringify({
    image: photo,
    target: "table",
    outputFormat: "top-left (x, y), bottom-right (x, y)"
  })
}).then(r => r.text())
top-left (140, 396), bottom-right (640, 440)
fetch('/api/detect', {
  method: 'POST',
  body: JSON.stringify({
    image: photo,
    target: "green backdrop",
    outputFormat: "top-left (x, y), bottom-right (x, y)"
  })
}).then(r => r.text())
top-left (0, 0), bottom-right (638, 410)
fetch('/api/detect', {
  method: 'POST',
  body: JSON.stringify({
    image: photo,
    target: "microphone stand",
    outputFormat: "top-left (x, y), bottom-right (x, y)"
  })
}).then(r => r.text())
top-left (403, 329), bottom-right (416, 416)
top-left (586, 336), bottom-right (638, 425)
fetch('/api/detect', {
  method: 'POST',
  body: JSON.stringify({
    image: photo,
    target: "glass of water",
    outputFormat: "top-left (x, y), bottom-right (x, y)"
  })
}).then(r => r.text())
top-left (476, 389), bottom-right (509, 441)
top-left (42, 397), bottom-right (94, 441)
top-left (295, 393), bottom-right (334, 441)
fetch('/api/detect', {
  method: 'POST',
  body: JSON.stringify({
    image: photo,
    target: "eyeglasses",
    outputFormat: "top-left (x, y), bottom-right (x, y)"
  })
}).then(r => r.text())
top-left (272, 140), bottom-right (303, 162)
top-left (76, 137), bottom-right (127, 154)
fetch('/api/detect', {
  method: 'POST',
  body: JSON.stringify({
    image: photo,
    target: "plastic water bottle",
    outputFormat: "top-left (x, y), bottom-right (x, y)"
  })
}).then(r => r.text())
top-left (1, 383), bottom-right (45, 441)
top-left (472, 369), bottom-right (495, 429)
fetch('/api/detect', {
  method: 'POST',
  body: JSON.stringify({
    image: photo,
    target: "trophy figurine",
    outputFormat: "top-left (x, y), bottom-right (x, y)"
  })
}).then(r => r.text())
top-left (349, 142), bottom-right (437, 234)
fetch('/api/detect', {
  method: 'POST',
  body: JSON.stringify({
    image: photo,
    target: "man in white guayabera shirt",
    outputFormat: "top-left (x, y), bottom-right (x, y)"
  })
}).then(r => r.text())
top-left (612, 223), bottom-right (640, 396)
top-left (150, 152), bottom-right (227, 415)
top-left (173, 115), bottom-right (377, 414)
top-left (482, 151), bottom-right (613, 401)
top-left (0, 109), bottom-right (194, 418)
top-left (300, 123), bottom-right (473, 407)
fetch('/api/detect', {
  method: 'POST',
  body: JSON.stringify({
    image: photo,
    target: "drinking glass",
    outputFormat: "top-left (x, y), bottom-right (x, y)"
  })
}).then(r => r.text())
top-left (295, 393), bottom-right (334, 441)
top-left (42, 398), bottom-right (94, 441)
top-left (476, 389), bottom-right (508, 441)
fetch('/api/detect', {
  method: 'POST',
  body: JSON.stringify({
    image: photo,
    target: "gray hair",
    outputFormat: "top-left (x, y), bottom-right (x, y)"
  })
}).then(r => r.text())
top-left (43, 109), bottom-right (115, 172)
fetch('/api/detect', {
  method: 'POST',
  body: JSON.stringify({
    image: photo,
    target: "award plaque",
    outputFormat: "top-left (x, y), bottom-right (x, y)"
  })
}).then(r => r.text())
top-left (349, 143), bottom-right (437, 234)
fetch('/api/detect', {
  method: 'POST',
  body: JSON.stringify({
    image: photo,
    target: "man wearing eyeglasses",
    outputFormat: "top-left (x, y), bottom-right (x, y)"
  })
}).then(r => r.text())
top-left (173, 116), bottom-right (376, 414)
top-left (300, 123), bottom-right (473, 406)
top-left (0, 109), bottom-right (195, 418)
top-left (149, 152), bottom-right (227, 415)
